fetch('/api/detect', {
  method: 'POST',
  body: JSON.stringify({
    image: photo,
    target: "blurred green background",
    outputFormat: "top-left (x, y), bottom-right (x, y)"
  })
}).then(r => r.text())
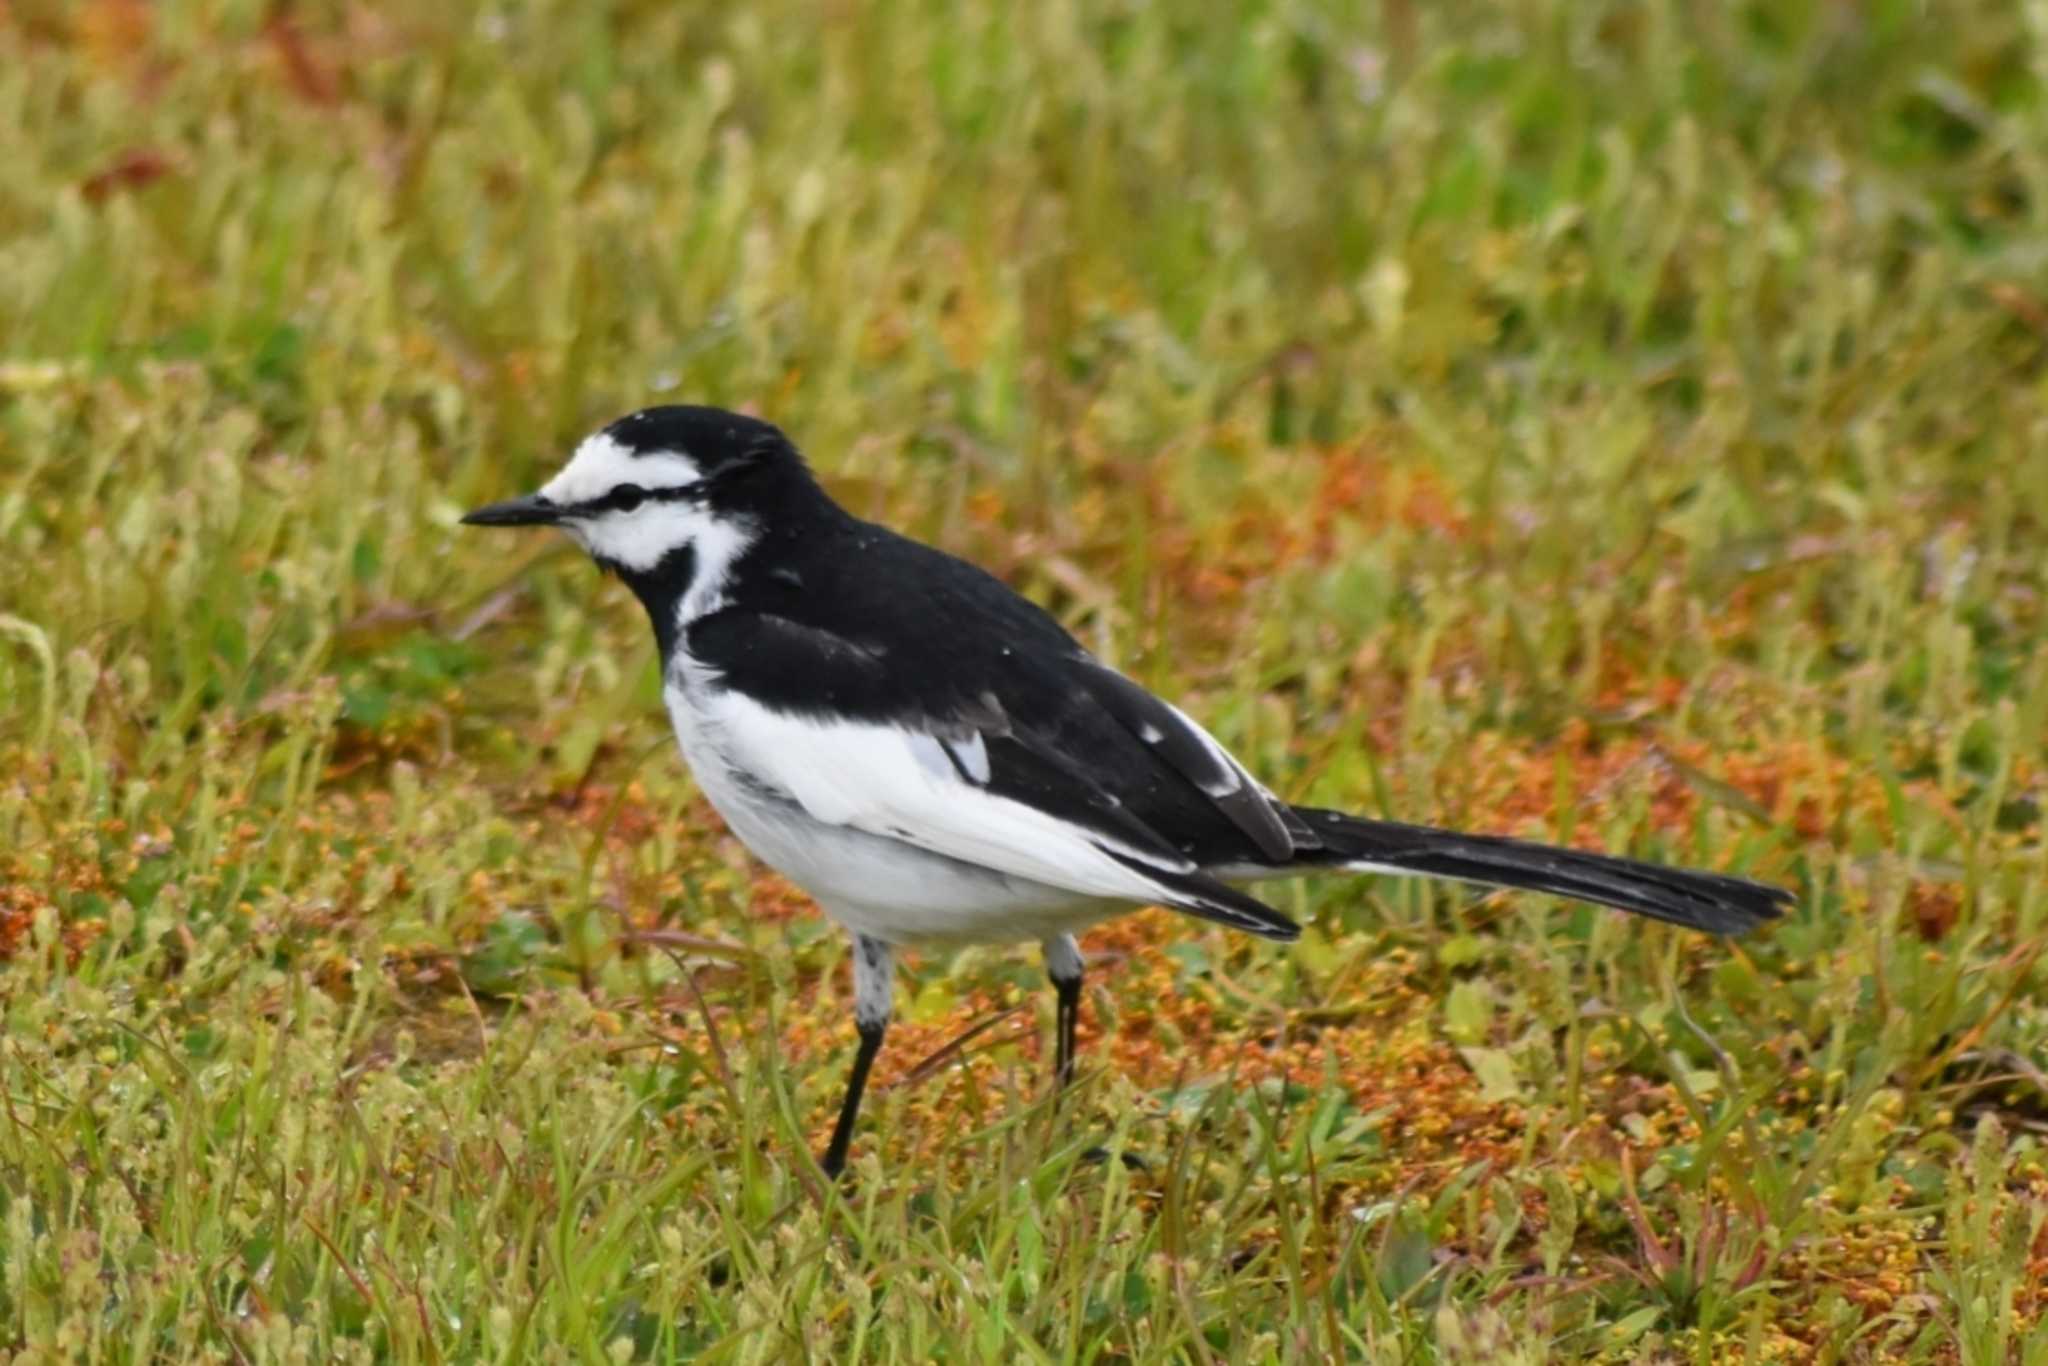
top-left (3, 0), bottom-right (2047, 1359)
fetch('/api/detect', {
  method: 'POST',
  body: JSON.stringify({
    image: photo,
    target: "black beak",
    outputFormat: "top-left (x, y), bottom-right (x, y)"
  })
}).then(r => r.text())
top-left (461, 494), bottom-right (561, 527)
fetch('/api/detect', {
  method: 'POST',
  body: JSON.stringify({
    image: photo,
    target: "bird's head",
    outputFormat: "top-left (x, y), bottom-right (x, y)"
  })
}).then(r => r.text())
top-left (463, 405), bottom-right (820, 577)
top-left (464, 406), bottom-right (831, 648)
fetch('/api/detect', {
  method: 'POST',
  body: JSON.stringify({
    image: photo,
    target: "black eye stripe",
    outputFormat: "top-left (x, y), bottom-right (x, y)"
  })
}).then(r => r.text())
top-left (570, 482), bottom-right (703, 516)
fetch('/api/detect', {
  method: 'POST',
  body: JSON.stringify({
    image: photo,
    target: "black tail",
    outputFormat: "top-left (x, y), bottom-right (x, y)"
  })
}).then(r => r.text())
top-left (1105, 850), bottom-right (1303, 942)
top-left (1292, 808), bottom-right (1790, 935)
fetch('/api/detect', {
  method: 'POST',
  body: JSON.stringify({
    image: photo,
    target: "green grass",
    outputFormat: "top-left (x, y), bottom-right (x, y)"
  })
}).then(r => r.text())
top-left (4, 0), bottom-right (2048, 1358)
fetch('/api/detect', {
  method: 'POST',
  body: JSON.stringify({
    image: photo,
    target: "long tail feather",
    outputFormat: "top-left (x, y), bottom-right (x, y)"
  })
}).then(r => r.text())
top-left (1292, 808), bottom-right (1789, 935)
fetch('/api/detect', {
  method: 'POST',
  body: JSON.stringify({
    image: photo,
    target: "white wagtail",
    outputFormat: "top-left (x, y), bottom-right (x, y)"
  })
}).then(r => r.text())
top-left (464, 405), bottom-right (1790, 1176)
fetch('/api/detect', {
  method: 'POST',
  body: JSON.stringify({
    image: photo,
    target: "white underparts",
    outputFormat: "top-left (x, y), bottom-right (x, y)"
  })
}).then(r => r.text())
top-left (705, 696), bottom-right (1202, 899)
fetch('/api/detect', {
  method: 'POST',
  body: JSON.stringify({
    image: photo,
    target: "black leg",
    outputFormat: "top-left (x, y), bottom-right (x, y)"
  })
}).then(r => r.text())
top-left (820, 1019), bottom-right (885, 1179)
top-left (820, 934), bottom-right (892, 1179)
top-left (1043, 934), bottom-right (1084, 1089)
top-left (1054, 976), bottom-right (1081, 1088)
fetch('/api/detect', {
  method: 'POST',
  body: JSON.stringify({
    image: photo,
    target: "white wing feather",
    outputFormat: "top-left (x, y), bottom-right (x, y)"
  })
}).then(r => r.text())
top-left (709, 693), bottom-right (1193, 901)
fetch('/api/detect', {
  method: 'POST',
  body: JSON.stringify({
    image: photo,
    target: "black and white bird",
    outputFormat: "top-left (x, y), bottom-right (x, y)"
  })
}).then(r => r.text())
top-left (463, 405), bottom-right (1790, 1177)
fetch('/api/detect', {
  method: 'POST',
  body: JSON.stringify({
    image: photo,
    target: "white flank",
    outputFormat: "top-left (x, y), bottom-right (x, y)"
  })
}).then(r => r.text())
top-left (707, 693), bottom-right (1197, 900)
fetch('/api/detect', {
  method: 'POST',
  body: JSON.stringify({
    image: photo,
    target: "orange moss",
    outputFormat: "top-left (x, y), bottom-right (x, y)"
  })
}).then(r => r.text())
top-left (0, 885), bottom-right (39, 961)
top-left (746, 874), bottom-right (813, 924)
top-left (748, 908), bottom-right (1527, 1195)
top-left (1311, 443), bottom-right (1473, 548)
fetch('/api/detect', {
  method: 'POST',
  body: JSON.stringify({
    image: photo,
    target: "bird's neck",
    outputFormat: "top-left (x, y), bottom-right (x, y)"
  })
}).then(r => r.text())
top-left (618, 476), bottom-right (852, 661)
top-left (610, 544), bottom-right (694, 661)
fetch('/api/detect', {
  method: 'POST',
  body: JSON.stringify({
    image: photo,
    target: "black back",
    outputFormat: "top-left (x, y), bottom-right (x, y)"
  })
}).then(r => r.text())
top-left (689, 504), bottom-right (1307, 872)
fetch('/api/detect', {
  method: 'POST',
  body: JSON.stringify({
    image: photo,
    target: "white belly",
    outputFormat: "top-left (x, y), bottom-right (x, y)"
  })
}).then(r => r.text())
top-left (663, 676), bottom-right (1114, 945)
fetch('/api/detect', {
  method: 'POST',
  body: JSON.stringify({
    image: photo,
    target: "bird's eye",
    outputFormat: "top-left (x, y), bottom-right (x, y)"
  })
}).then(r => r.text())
top-left (613, 484), bottom-right (647, 512)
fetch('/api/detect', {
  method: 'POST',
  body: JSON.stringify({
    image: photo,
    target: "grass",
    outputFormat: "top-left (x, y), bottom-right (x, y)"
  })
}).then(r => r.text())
top-left (3, 0), bottom-right (2048, 1358)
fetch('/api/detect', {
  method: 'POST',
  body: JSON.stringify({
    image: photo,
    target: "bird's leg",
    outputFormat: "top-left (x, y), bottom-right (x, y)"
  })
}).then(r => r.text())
top-left (820, 934), bottom-right (892, 1179)
top-left (1043, 933), bottom-right (1084, 1089)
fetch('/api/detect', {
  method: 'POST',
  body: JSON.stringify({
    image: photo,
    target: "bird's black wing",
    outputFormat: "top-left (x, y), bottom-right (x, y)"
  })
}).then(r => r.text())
top-left (1072, 657), bottom-right (1317, 860)
top-left (717, 522), bottom-right (1314, 851)
top-left (684, 594), bottom-right (1300, 940)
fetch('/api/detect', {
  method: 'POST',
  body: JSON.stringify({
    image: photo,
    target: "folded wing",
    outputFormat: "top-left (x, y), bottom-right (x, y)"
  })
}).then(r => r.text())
top-left (687, 611), bottom-right (1300, 939)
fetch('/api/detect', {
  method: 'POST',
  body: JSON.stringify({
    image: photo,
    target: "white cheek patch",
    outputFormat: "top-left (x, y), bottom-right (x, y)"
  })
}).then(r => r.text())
top-left (577, 503), bottom-right (724, 573)
top-left (571, 499), bottom-right (758, 629)
top-left (535, 433), bottom-right (749, 591)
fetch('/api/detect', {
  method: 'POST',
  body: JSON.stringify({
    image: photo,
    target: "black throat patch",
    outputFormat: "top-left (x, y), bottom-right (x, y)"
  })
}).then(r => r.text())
top-left (609, 543), bottom-right (698, 661)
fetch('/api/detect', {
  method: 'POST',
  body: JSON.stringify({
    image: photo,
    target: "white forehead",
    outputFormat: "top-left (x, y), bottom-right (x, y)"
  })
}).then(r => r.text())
top-left (539, 432), bottom-right (704, 506)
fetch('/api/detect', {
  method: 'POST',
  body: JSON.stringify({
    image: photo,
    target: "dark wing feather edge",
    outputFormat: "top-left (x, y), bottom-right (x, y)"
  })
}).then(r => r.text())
top-left (1078, 660), bottom-right (1310, 861)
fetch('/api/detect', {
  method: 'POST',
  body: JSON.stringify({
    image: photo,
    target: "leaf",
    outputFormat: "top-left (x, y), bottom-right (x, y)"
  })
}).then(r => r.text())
top-left (1155, 1081), bottom-right (1220, 1118)
top-left (1377, 1218), bottom-right (1436, 1301)
top-left (1444, 979), bottom-right (1493, 1046)
top-left (1458, 1046), bottom-right (1522, 1103)
top-left (1713, 956), bottom-right (1760, 1003)
top-left (1438, 933), bottom-right (1488, 969)
top-left (1287, 922), bottom-right (1340, 974)
top-left (340, 683), bottom-right (392, 728)
top-left (461, 911), bottom-right (551, 997)
top-left (1607, 1306), bottom-right (1663, 1346)
top-left (1538, 1170), bottom-right (1579, 1276)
